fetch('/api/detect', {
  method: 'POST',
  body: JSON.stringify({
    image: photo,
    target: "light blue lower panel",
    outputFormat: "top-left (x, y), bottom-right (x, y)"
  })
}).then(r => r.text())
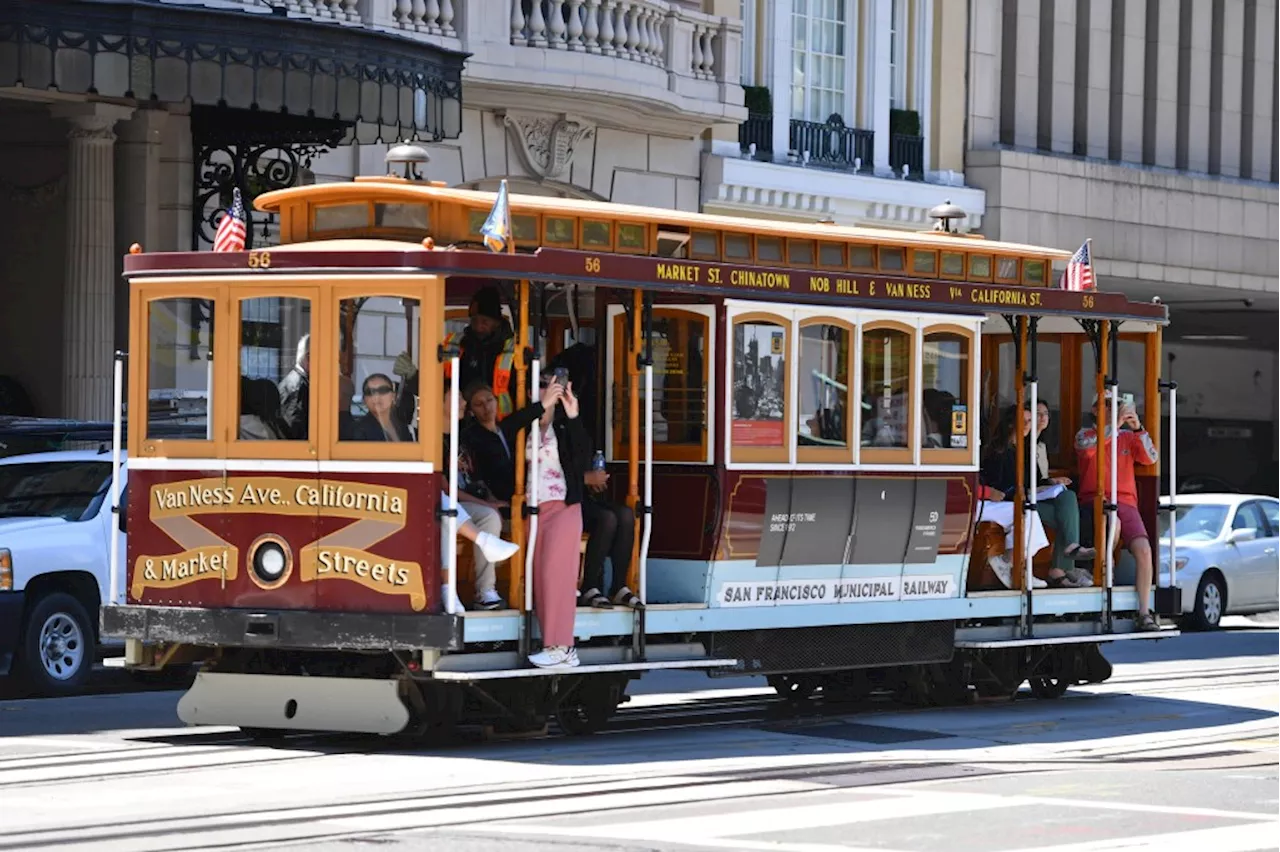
top-left (460, 585), bottom-right (1145, 644)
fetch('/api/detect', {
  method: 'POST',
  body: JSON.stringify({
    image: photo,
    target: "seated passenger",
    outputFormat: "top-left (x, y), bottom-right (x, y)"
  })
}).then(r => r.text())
top-left (352, 373), bottom-right (414, 442)
top-left (578, 459), bottom-right (641, 610)
top-left (239, 376), bottom-right (285, 440)
top-left (443, 383), bottom-right (511, 611)
top-left (981, 404), bottom-right (1093, 588)
top-left (974, 489), bottom-right (1051, 590)
top-left (278, 333), bottom-right (310, 440)
top-left (1075, 389), bottom-right (1159, 631)
top-left (439, 494), bottom-right (518, 613)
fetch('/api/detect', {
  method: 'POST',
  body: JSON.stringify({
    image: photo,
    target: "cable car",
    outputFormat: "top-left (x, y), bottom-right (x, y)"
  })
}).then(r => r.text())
top-left (102, 146), bottom-right (1182, 736)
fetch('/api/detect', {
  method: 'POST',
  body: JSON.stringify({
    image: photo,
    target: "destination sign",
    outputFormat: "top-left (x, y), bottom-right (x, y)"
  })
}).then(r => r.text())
top-left (123, 244), bottom-right (1168, 322)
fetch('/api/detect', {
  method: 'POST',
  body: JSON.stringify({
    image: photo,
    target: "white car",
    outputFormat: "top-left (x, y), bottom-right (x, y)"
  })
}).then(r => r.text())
top-left (1158, 493), bottom-right (1279, 630)
top-left (0, 449), bottom-right (126, 695)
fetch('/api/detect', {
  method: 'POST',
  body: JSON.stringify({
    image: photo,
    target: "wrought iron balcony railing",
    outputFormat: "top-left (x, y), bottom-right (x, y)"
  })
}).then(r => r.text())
top-left (788, 114), bottom-right (873, 173)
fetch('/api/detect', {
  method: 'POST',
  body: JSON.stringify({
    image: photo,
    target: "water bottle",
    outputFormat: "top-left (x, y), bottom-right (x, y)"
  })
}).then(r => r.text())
top-left (592, 450), bottom-right (606, 472)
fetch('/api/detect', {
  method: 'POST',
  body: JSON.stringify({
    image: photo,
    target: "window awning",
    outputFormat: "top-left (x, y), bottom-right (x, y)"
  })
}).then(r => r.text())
top-left (0, 0), bottom-right (465, 143)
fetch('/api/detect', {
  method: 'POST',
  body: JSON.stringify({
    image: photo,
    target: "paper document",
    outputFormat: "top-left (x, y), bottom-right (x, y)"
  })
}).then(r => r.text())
top-left (1036, 483), bottom-right (1065, 501)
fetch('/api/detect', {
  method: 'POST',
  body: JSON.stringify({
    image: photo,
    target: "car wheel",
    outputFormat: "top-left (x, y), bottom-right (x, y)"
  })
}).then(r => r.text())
top-left (17, 592), bottom-right (94, 696)
top-left (1189, 572), bottom-right (1226, 631)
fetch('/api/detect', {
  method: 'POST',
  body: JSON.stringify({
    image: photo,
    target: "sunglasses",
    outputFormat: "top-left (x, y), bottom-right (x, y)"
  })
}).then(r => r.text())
top-left (364, 385), bottom-right (394, 396)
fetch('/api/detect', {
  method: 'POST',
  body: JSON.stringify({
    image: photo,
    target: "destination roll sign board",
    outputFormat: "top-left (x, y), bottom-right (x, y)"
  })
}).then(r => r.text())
top-left (124, 244), bottom-right (1168, 322)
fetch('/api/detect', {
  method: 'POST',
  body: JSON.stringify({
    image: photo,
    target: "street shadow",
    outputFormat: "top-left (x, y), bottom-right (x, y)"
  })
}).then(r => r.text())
top-left (1104, 624), bottom-right (1278, 665)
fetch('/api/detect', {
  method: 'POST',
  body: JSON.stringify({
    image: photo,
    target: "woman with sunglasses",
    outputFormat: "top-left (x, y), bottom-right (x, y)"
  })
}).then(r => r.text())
top-left (352, 373), bottom-right (414, 442)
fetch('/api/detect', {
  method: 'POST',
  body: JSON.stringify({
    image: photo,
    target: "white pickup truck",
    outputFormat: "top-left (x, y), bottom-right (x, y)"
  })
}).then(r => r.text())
top-left (0, 449), bottom-right (126, 695)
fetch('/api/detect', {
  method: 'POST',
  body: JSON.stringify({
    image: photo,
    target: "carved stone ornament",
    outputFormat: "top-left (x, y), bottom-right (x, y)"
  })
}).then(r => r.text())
top-left (500, 111), bottom-right (595, 181)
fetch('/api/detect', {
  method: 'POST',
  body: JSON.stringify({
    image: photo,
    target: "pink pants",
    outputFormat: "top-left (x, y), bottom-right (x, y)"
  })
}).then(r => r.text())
top-left (533, 500), bottom-right (582, 647)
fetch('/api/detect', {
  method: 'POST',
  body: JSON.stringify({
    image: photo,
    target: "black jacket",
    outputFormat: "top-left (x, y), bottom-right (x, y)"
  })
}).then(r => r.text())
top-left (544, 409), bottom-right (592, 507)
top-left (462, 401), bottom-right (553, 503)
top-left (277, 367), bottom-right (309, 440)
top-left (980, 440), bottom-right (1043, 500)
top-left (352, 414), bottom-right (414, 443)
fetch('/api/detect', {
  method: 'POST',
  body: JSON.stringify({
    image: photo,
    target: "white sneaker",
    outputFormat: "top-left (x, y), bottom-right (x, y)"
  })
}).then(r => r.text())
top-left (476, 531), bottom-right (519, 563)
top-left (473, 589), bottom-right (505, 611)
top-left (528, 646), bottom-right (580, 669)
top-left (1031, 574), bottom-right (1047, 589)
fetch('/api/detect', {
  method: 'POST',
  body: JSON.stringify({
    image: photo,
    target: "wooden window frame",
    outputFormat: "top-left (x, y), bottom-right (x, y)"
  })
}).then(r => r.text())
top-left (995, 256), bottom-right (1021, 284)
top-left (919, 323), bottom-right (977, 466)
top-left (878, 246), bottom-right (906, 273)
top-left (727, 310), bottom-right (792, 465)
top-left (606, 304), bottom-right (714, 465)
top-left (910, 248), bottom-right (939, 276)
top-left (581, 219), bottom-right (614, 251)
top-left (130, 283), bottom-right (225, 460)
top-left (225, 284), bottom-right (322, 461)
top-left (1022, 257), bottom-right (1047, 287)
top-left (328, 280), bottom-right (441, 464)
top-left (615, 222), bottom-right (649, 254)
top-left (858, 318), bottom-right (916, 465)
top-left (542, 215), bottom-right (578, 246)
top-left (689, 229), bottom-right (720, 260)
top-left (787, 239), bottom-right (816, 267)
top-left (754, 235), bottom-right (785, 265)
top-left (311, 201), bottom-right (372, 234)
top-left (795, 316), bottom-right (855, 464)
top-left (818, 241), bottom-right (846, 268)
top-left (939, 250), bottom-right (966, 280)
top-left (849, 243), bottom-right (877, 271)
top-left (969, 253), bottom-right (994, 281)
top-left (723, 232), bottom-right (753, 262)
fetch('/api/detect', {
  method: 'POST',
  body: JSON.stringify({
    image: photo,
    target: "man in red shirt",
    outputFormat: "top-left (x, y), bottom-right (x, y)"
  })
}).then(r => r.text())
top-left (1076, 389), bottom-right (1160, 631)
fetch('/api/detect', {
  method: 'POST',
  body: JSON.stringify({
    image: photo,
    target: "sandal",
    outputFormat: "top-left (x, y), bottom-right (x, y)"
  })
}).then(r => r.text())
top-left (1135, 612), bottom-right (1160, 632)
top-left (580, 588), bottom-right (613, 609)
top-left (612, 586), bottom-right (645, 609)
top-left (1065, 544), bottom-right (1096, 561)
top-left (1046, 572), bottom-right (1087, 588)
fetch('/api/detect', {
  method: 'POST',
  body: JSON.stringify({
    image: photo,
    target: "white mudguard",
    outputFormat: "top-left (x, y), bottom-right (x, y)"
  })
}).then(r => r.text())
top-left (177, 672), bottom-right (410, 735)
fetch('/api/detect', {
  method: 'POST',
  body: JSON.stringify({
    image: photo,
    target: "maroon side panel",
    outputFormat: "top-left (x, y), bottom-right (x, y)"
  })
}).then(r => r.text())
top-left (313, 471), bottom-right (440, 614)
top-left (126, 468), bottom-right (442, 614)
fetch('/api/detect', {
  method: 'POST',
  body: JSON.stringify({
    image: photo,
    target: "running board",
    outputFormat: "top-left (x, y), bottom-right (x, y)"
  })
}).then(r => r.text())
top-left (429, 657), bottom-right (740, 681)
top-left (956, 628), bottom-right (1180, 649)
top-left (177, 671), bottom-right (410, 734)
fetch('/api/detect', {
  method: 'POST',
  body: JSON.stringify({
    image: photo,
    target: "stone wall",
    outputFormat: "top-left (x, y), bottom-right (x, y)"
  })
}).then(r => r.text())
top-left (0, 106), bottom-right (68, 418)
top-left (309, 108), bottom-right (701, 210)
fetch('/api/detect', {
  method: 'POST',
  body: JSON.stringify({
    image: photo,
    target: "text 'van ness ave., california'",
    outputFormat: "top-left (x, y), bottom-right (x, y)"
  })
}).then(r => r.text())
top-left (150, 479), bottom-right (405, 518)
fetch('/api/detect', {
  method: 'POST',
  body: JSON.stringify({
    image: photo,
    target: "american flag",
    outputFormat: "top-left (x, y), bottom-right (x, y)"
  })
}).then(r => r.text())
top-left (1060, 239), bottom-right (1095, 291)
top-left (213, 188), bottom-right (247, 252)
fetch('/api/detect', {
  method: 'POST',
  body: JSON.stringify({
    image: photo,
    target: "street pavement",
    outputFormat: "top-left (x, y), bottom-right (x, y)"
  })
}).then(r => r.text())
top-left (0, 615), bottom-right (1275, 852)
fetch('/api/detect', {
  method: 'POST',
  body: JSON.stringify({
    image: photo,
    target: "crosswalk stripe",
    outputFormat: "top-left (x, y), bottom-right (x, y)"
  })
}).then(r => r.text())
top-left (1003, 821), bottom-right (1279, 852)
top-left (487, 791), bottom-right (1009, 844)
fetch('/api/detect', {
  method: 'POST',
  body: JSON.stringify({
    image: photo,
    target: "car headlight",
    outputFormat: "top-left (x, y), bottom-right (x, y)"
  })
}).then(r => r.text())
top-left (0, 549), bottom-right (11, 591)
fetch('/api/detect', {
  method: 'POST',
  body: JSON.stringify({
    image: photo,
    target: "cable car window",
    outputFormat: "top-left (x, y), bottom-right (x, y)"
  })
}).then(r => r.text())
top-left (237, 297), bottom-right (311, 441)
top-left (314, 203), bottom-right (369, 232)
top-left (146, 297), bottom-right (213, 440)
top-left (374, 203), bottom-right (430, 231)
top-left (921, 330), bottom-right (971, 450)
top-left (338, 296), bottom-right (420, 443)
top-left (731, 317), bottom-right (788, 461)
top-left (797, 322), bottom-right (850, 451)
top-left (861, 325), bottom-right (911, 451)
top-left (612, 308), bottom-right (709, 463)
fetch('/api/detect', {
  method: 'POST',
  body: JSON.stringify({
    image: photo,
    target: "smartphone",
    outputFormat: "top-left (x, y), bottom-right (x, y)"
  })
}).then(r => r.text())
top-left (552, 367), bottom-right (569, 387)
top-left (1120, 392), bottom-right (1135, 407)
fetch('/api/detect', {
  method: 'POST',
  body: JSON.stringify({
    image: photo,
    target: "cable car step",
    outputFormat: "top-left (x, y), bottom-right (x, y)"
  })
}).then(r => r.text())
top-left (955, 628), bottom-right (1180, 649)
top-left (429, 657), bottom-right (739, 681)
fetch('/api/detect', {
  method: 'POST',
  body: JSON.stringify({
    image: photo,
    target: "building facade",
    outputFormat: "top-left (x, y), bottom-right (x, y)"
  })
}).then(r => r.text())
top-left (704, 0), bottom-right (986, 230)
top-left (0, 0), bottom-right (744, 424)
top-left (965, 0), bottom-right (1279, 492)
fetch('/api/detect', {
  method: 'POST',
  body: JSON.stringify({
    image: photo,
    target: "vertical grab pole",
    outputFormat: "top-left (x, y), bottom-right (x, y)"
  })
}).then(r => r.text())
top-left (1107, 339), bottom-right (1120, 621)
top-left (524, 359), bottom-right (542, 621)
top-left (444, 356), bottom-right (460, 615)
top-left (1093, 321), bottom-right (1109, 590)
top-left (205, 354), bottom-right (214, 441)
top-left (1024, 318), bottom-right (1039, 637)
top-left (108, 352), bottom-right (125, 607)
top-left (639, 361), bottom-right (654, 603)
top-left (509, 280), bottom-right (530, 611)
top-left (1167, 381), bottom-right (1178, 590)
top-left (1012, 318), bottom-right (1026, 592)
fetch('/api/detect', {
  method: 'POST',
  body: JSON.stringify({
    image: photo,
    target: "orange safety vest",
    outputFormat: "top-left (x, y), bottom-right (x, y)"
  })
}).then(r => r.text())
top-left (443, 332), bottom-right (516, 420)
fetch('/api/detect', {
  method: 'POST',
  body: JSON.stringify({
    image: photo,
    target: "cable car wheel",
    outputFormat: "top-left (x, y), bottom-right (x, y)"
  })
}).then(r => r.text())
top-left (767, 673), bottom-right (822, 702)
top-left (1028, 677), bottom-right (1070, 699)
top-left (553, 675), bottom-right (627, 736)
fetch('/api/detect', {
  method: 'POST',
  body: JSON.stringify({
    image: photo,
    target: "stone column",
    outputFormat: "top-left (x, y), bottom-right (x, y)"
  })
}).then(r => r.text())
top-left (769, 0), bottom-right (793, 162)
top-left (872, 0), bottom-right (892, 175)
top-left (114, 108), bottom-right (170, 358)
top-left (52, 103), bottom-right (133, 421)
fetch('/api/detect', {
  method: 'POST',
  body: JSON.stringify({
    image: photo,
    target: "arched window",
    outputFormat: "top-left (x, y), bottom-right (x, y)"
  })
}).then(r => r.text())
top-left (796, 317), bottom-right (853, 463)
top-left (859, 320), bottom-right (914, 464)
top-left (921, 324), bottom-right (975, 464)
top-left (730, 312), bottom-right (790, 463)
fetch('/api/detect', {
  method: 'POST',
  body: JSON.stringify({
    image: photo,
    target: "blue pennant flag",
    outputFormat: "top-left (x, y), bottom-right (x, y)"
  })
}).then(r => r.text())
top-left (480, 179), bottom-right (512, 253)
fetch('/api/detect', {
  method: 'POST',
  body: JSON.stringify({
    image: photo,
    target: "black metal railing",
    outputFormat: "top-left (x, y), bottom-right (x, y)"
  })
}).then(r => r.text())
top-left (738, 112), bottom-right (773, 158)
top-left (890, 133), bottom-right (924, 180)
top-left (788, 114), bottom-right (874, 172)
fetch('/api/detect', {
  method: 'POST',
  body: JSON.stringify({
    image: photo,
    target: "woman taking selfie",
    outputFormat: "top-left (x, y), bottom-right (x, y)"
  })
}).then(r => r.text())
top-left (525, 375), bottom-right (591, 669)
